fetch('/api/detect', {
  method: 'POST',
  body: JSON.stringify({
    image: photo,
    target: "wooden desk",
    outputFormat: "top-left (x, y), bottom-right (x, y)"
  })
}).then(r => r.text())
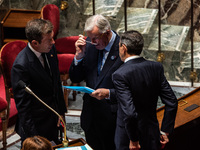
top-left (53, 138), bottom-right (89, 150)
top-left (0, 9), bottom-right (40, 45)
top-left (157, 87), bottom-right (200, 150)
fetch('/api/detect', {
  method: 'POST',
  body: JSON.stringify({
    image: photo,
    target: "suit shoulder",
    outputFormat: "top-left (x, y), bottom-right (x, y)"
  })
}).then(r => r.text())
top-left (14, 47), bottom-right (30, 65)
top-left (113, 63), bottom-right (127, 75)
top-left (145, 59), bottom-right (163, 68)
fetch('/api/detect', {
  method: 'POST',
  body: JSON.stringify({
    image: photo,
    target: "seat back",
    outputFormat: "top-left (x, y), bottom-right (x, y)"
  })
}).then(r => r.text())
top-left (0, 96), bottom-right (8, 149)
top-left (0, 40), bottom-right (27, 91)
top-left (55, 36), bottom-right (83, 54)
top-left (41, 4), bottom-right (60, 39)
top-left (0, 40), bottom-right (26, 149)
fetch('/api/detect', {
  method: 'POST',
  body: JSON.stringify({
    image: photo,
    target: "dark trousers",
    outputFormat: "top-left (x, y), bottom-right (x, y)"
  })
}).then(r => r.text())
top-left (84, 118), bottom-right (116, 150)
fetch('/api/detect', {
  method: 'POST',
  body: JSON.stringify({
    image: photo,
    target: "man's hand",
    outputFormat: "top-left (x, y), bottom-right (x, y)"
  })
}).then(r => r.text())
top-left (57, 115), bottom-right (65, 127)
top-left (75, 34), bottom-right (86, 60)
top-left (90, 88), bottom-right (109, 100)
top-left (129, 140), bottom-right (141, 150)
top-left (160, 133), bottom-right (169, 149)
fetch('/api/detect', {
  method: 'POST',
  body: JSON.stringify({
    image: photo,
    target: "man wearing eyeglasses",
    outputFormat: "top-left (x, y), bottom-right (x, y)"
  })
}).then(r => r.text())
top-left (69, 14), bottom-right (123, 150)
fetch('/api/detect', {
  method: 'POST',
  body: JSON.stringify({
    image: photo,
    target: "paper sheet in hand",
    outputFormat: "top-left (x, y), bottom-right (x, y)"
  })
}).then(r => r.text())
top-left (63, 86), bottom-right (95, 94)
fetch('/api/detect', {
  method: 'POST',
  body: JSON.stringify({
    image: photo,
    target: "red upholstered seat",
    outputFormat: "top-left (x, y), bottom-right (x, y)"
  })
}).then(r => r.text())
top-left (55, 36), bottom-right (79, 54)
top-left (57, 54), bottom-right (75, 74)
top-left (41, 4), bottom-right (82, 107)
top-left (55, 36), bottom-right (80, 74)
top-left (0, 96), bottom-right (7, 150)
top-left (41, 4), bottom-right (60, 38)
top-left (0, 97), bottom-right (7, 112)
top-left (0, 40), bottom-right (27, 149)
top-left (0, 40), bottom-right (27, 89)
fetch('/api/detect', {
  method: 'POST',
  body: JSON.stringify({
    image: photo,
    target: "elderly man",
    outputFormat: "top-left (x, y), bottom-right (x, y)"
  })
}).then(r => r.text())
top-left (69, 14), bottom-right (123, 150)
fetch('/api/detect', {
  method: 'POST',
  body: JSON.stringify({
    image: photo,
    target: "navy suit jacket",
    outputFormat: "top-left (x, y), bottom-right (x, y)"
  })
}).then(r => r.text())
top-left (11, 45), bottom-right (66, 143)
top-left (112, 57), bottom-right (178, 149)
top-left (69, 34), bottom-right (123, 132)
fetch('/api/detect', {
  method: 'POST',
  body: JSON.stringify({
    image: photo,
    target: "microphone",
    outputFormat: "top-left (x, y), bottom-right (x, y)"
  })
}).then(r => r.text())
top-left (18, 80), bottom-right (68, 147)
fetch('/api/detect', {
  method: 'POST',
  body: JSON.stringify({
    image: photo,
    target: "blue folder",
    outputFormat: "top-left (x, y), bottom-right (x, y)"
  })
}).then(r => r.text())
top-left (63, 86), bottom-right (95, 94)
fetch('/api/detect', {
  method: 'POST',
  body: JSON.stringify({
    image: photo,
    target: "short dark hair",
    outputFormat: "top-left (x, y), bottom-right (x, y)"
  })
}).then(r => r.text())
top-left (120, 30), bottom-right (144, 55)
top-left (25, 19), bottom-right (53, 43)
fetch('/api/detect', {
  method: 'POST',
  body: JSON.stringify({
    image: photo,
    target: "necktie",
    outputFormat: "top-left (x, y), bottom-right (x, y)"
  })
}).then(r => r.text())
top-left (97, 50), bottom-right (104, 76)
top-left (42, 53), bottom-right (51, 76)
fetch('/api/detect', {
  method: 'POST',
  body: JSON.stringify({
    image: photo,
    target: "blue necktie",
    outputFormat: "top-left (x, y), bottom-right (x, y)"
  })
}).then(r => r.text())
top-left (98, 50), bottom-right (104, 76)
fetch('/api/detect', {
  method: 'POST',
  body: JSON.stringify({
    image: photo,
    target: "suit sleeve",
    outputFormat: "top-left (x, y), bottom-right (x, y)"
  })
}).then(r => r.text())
top-left (11, 63), bottom-right (38, 137)
top-left (52, 46), bottom-right (67, 114)
top-left (69, 58), bottom-right (85, 83)
top-left (113, 72), bottom-right (139, 141)
top-left (159, 64), bottom-right (178, 134)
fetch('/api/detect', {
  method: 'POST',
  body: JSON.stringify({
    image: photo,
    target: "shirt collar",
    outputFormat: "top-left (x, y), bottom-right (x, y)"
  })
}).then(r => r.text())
top-left (124, 55), bottom-right (141, 63)
top-left (104, 30), bottom-right (116, 52)
top-left (28, 42), bottom-right (41, 58)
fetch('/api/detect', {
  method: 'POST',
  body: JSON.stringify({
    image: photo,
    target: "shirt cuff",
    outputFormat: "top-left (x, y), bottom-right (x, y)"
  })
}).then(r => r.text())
top-left (105, 89), bottom-right (110, 100)
top-left (160, 131), bottom-right (167, 136)
top-left (74, 57), bottom-right (83, 66)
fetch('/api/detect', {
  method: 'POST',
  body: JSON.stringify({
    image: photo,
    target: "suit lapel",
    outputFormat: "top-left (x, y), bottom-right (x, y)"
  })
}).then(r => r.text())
top-left (89, 47), bottom-right (99, 88)
top-left (95, 35), bottom-right (120, 88)
top-left (26, 47), bottom-right (53, 87)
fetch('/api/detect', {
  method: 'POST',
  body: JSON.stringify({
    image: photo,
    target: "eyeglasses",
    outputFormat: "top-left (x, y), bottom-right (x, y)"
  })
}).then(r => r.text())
top-left (83, 31), bottom-right (105, 45)
top-left (85, 40), bottom-right (97, 45)
top-left (92, 33), bottom-right (104, 41)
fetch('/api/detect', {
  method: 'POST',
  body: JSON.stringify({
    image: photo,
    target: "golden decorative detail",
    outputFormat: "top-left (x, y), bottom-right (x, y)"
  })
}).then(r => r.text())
top-left (60, 0), bottom-right (68, 10)
top-left (190, 71), bottom-right (197, 81)
top-left (178, 99), bottom-right (188, 107)
top-left (157, 52), bottom-right (165, 62)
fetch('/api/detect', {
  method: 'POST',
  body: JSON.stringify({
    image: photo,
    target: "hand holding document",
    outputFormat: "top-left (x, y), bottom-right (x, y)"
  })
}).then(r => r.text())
top-left (63, 86), bottom-right (95, 94)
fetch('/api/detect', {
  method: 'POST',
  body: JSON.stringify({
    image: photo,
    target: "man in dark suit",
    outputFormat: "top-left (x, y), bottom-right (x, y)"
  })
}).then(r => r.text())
top-left (69, 14), bottom-right (123, 150)
top-left (112, 30), bottom-right (178, 150)
top-left (11, 19), bottom-right (66, 145)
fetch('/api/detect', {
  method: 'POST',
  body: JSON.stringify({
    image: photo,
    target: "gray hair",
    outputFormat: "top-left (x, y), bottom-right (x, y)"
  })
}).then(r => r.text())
top-left (25, 19), bottom-right (53, 43)
top-left (84, 14), bottom-right (111, 33)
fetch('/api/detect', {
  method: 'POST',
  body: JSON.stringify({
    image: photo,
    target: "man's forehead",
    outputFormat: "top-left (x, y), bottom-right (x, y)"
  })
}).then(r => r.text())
top-left (87, 26), bottom-right (100, 35)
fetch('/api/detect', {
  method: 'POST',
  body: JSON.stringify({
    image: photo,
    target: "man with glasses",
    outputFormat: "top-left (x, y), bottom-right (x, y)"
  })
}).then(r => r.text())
top-left (69, 14), bottom-right (123, 150)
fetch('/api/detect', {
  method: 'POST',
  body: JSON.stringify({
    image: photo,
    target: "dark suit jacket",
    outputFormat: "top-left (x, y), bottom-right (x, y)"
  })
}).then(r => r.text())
top-left (11, 45), bottom-right (66, 143)
top-left (69, 33), bottom-right (123, 132)
top-left (112, 57), bottom-right (178, 150)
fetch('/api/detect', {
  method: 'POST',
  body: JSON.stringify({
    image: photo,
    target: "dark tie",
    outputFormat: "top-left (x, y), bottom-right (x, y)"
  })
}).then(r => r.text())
top-left (98, 50), bottom-right (104, 76)
top-left (42, 53), bottom-right (51, 76)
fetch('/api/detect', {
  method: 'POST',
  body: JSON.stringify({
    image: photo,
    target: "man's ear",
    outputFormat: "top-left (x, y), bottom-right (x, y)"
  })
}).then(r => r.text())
top-left (122, 44), bottom-right (127, 54)
top-left (31, 40), bottom-right (39, 47)
top-left (106, 30), bottom-right (111, 35)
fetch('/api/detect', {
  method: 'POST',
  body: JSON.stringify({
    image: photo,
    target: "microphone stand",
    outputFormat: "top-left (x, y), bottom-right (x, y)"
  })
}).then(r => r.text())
top-left (24, 85), bottom-right (68, 147)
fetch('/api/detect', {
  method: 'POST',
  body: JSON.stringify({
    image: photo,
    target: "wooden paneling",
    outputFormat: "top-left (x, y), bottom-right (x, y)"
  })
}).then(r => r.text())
top-left (0, 9), bottom-right (41, 45)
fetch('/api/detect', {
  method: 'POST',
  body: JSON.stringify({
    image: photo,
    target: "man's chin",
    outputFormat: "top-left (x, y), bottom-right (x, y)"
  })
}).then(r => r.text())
top-left (95, 46), bottom-right (104, 50)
